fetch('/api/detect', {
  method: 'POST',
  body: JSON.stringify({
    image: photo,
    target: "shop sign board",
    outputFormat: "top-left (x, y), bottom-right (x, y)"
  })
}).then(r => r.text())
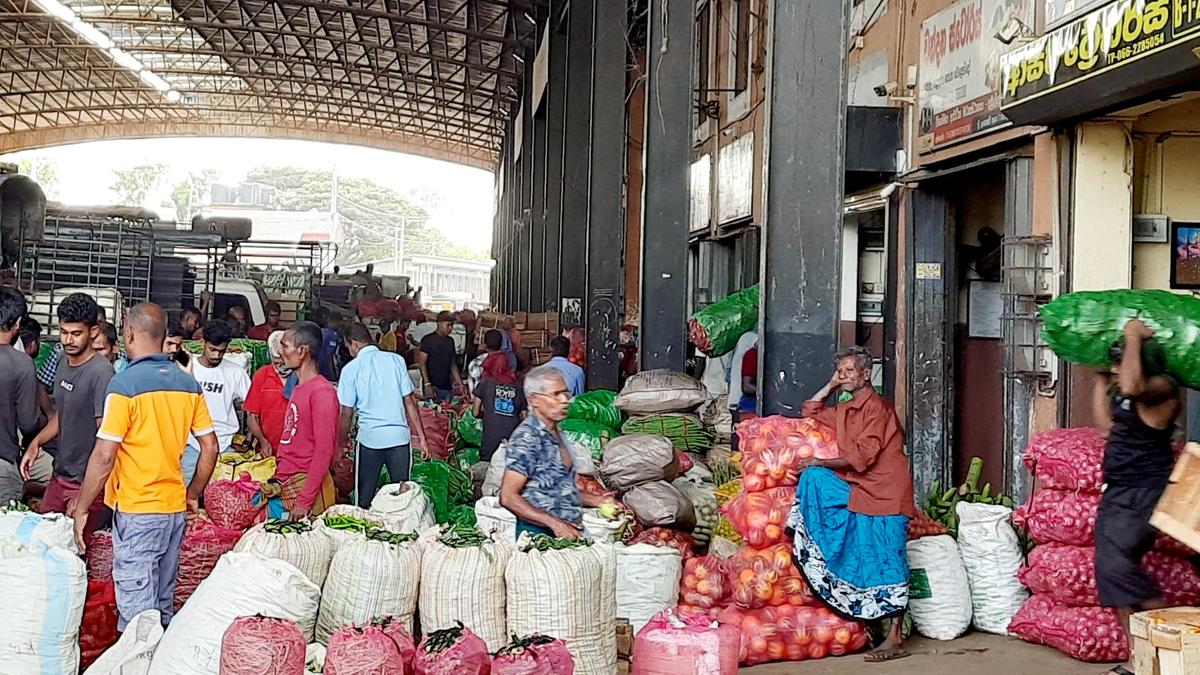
top-left (1001, 0), bottom-right (1200, 109)
top-left (1045, 0), bottom-right (1112, 30)
top-left (917, 0), bottom-right (1035, 153)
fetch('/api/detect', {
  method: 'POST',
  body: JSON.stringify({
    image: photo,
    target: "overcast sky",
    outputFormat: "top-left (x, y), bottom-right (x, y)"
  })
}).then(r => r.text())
top-left (1, 137), bottom-right (495, 251)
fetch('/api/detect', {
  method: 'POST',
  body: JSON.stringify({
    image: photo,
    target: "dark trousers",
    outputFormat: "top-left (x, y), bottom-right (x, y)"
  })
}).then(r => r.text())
top-left (1095, 485), bottom-right (1163, 607)
top-left (355, 443), bottom-right (412, 508)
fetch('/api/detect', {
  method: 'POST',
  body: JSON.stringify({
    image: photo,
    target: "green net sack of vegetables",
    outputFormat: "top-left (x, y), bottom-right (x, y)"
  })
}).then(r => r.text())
top-left (1040, 289), bottom-right (1200, 388)
top-left (567, 390), bottom-right (624, 431)
top-left (447, 504), bottom-right (478, 530)
top-left (456, 410), bottom-right (483, 449)
top-left (559, 418), bottom-right (614, 461)
top-left (623, 413), bottom-right (715, 452)
top-left (688, 284), bottom-right (759, 356)
top-left (412, 459), bottom-right (474, 524)
top-left (452, 446), bottom-right (480, 474)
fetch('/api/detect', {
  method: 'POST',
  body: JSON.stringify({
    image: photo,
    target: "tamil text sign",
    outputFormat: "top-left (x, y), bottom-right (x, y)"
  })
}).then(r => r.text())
top-left (917, 0), bottom-right (1035, 152)
top-left (1001, 0), bottom-right (1200, 108)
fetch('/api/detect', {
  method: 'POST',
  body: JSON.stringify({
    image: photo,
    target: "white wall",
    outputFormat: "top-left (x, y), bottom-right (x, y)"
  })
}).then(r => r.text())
top-left (1072, 122), bottom-right (1133, 291)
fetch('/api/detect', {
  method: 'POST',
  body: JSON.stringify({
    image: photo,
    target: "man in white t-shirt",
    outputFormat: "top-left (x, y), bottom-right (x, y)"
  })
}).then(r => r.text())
top-left (406, 313), bottom-right (438, 353)
top-left (183, 320), bottom-right (251, 483)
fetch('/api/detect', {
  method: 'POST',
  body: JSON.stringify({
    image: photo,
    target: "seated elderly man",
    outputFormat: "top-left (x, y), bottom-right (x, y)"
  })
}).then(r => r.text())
top-left (499, 365), bottom-right (616, 540)
top-left (792, 346), bottom-right (916, 663)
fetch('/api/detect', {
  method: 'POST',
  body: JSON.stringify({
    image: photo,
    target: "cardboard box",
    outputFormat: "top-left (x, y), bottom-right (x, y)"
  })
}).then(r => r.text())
top-left (1131, 607), bottom-right (1200, 675)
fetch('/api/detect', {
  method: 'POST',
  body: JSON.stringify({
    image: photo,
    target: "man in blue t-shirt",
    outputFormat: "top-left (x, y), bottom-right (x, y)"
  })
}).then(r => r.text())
top-left (317, 310), bottom-right (344, 381)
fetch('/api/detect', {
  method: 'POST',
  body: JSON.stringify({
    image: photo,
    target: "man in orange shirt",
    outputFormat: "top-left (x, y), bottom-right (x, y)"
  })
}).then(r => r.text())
top-left (71, 303), bottom-right (220, 630)
top-left (793, 346), bottom-right (915, 663)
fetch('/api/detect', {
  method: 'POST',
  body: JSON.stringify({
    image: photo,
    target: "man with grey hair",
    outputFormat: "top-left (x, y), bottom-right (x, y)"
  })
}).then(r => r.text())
top-left (791, 345), bottom-right (916, 662)
top-left (499, 365), bottom-right (616, 540)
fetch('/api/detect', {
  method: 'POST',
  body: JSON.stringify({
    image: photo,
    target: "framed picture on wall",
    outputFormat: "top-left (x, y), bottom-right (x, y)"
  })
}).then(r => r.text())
top-left (1171, 222), bottom-right (1200, 289)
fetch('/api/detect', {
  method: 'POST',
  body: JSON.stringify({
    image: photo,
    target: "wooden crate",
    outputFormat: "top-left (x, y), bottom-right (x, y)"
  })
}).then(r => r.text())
top-left (519, 330), bottom-right (550, 349)
top-left (1131, 607), bottom-right (1200, 675)
top-left (525, 311), bottom-right (559, 333)
top-left (1150, 443), bottom-right (1200, 555)
top-left (616, 618), bottom-right (634, 658)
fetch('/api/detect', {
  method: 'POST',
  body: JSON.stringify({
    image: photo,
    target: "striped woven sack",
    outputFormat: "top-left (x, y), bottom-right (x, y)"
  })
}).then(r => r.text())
top-left (419, 529), bottom-right (511, 651)
top-left (233, 522), bottom-right (336, 587)
top-left (505, 542), bottom-right (617, 675)
top-left (316, 537), bottom-right (421, 643)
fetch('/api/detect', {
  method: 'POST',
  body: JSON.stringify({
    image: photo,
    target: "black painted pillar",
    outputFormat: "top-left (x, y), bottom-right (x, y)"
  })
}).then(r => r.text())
top-left (558, 0), bottom-right (593, 328)
top-left (907, 188), bottom-right (955, 505)
top-left (639, 0), bottom-right (692, 371)
top-left (542, 1), bottom-right (568, 314)
top-left (585, 0), bottom-right (626, 390)
top-left (760, 1), bottom-right (849, 415)
top-left (517, 45), bottom-right (536, 313)
top-left (502, 118), bottom-right (517, 312)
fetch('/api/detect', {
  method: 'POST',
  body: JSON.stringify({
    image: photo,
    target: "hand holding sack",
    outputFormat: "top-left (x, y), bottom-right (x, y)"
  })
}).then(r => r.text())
top-left (326, 619), bottom-right (416, 675)
top-left (219, 616), bottom-right (307, 675)
top-left (632, 608), bottom-right (740, 675)
top-left (414, 622), bottom-right (490, 675)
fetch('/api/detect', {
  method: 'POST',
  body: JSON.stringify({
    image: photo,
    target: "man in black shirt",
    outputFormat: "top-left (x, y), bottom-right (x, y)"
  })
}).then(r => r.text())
top-left (0, 287), bottom-right (38, 505)
top-left (417, 311), bottom-right (465, 402)
top-left (1092, 318), bottom-right (1183, 675)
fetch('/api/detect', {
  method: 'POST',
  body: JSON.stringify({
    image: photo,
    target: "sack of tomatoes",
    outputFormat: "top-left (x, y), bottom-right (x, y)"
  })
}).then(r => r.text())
top-left (720, 487), bottom-right (793, 547)
top-left (728, 544), bottom-right (814, 610)
top-left (716, 603), bottom-right (869, 665)
top-left (678, 556), bottom-right (731, 613)
top-left (735, 417), bottom-right (840, 492)
top-left (629, 527), bottom-right (696, 558)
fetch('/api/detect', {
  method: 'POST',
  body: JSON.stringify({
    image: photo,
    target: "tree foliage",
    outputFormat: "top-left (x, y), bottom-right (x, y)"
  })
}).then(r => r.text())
top-left (17, 157), bottom-right (59, 198)
top-left (245, 165), bottom-right (489, 265)
top-left (110, 163), bottom-right (168, 207)
top-left (171, 169), bottom-right (221, 223)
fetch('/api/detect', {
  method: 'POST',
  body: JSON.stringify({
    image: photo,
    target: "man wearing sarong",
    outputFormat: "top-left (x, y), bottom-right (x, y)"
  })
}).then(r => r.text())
top-left (275, 321), bottom-right (338, 518)
top-left (793, 346), bottom-right (916, 663)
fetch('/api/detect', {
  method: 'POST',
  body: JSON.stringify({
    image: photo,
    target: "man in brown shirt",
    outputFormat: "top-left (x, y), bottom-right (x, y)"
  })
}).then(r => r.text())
top-left (790, 346), bottom-right (915, 663)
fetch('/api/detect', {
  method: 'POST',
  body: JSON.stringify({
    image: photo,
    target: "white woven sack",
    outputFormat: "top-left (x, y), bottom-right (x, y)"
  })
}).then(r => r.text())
top-left (149, 552), bottom-right (321, 675)
top-left (0, 509), bottom-right (79, 553)
top-left (316, 537), bottom-right (421, 643)
top-left (305, 644), bottom-right (326, 673)
top-left (419, 529), bottom-right (511, 651)
top-left (482, 443), bottom-right (508, 497)
top-left (956, 502), bottom-right (1028, 634)
top-left (83, 610), bottom-right (163, 675)
top-left (599, 434), bottom-right (676, 494)
top-left (368, 481), bottom-right (436, 533)
top-left (0, 538), bottom-right (86, 675)
top-left (613, 369), bottom-right (707, 415)
top-left (313, 505), bottom-right (384, 550)
top-left (581, 509), bottom-right (625, 544)
top-left (906, 534), bottom-right (973, 641)
top-left (232, 522), bottom-right (336, 587)
top-left (506, 541), bottom-right (618, 675)
top-left (615, 543), bottom-right (682, 633)
top-left (474, 497), bottom-right (517, 542)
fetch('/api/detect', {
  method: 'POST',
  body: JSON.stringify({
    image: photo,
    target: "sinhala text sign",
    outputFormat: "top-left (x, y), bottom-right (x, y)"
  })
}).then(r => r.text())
top-left (917, 0), bottom-right (1035, 153)
top-left (1001, 0), bottom-right (1200, 108)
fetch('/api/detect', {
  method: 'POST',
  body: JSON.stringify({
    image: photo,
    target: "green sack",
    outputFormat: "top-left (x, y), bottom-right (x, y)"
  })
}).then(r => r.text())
top-left (447, 504), bottom-right (478, 529)
top-left (452, 446), bottom-right (480, 474)
top-left (411, 459), bottom-right (451, 523)
top-left (622, 414), bottom-right (715, 452)
top-left (558, 418), bottom-right (614, 461)
top-left (456, 410), bottom-right (483, 449)
top-left (688, 285), bottom-right (759, 356)
top-left (567, 390), bottom-right (623, 430)
top-left (1040, 289), bottom-right (1200, 388)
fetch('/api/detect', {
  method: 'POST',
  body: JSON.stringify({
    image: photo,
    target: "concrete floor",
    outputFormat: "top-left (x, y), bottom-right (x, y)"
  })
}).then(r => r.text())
top-left (743, 633), bottom-right (1114, 675)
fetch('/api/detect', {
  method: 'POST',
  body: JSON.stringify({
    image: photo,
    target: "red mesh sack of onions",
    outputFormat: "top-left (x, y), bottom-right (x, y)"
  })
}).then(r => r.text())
top-left (174, 520), bottom-right (243, 611)
top-left (1019, 544), bottom-right (1200, 607)
top-left (79, 580), bottom-right (119, 670)
top-left (717, 603), bottom-right (868, 666)
top-left (1012, 489), bottom-right (1100, 546)
top-left (1008, 594), bottom-right (1128, 663)
top-left (85, 530), bottom-right (114, 581)
top-left (735, 417), bottom-right (839, 492)
top-left (491, 634), bottom-right (575, 675)
top-left (629, 527), bottom-right (696, 558)
top-left (326, 617), bottom-right (416, 675)
top-left (219, 615), bottom-right (307, 675)
top-left (678, 555), bottom-right (731, 611)
top-left (332, 440), bottom-right (356, 502)
top-left (632, 608), bottom-right (740, 675)
top-left (728, 544), bottom-right (814, 610)
top-left (204, 474), bottom-right (263, 530)
top-left (907, 511), bottom-right (949, 540)
top-left (414, 621), bottom-right (490, 675)
top-left (576, 475), bottom-right (614, 499)
top-left (417, 404), bottom-right (456, 460)
top-left (1022, 427), bottom-right (1106, 492)
top-left (1154, 533), bottom-right (1197, 557)
top-left (720, 487), bottom-right (794, 548)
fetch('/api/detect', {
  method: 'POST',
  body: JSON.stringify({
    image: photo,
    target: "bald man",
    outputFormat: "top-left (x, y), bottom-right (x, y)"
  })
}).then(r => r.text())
top-left (72, 303), bottom-right (220, 630)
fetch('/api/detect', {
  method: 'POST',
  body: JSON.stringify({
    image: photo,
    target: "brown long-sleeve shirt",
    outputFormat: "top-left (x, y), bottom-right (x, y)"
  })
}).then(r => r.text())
top-left (802, 390), bottom-right (917, 518)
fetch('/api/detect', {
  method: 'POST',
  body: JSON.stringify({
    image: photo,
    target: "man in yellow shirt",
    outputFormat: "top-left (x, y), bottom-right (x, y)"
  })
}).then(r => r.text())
top-left (71, 303), bottom-right (220, 630)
